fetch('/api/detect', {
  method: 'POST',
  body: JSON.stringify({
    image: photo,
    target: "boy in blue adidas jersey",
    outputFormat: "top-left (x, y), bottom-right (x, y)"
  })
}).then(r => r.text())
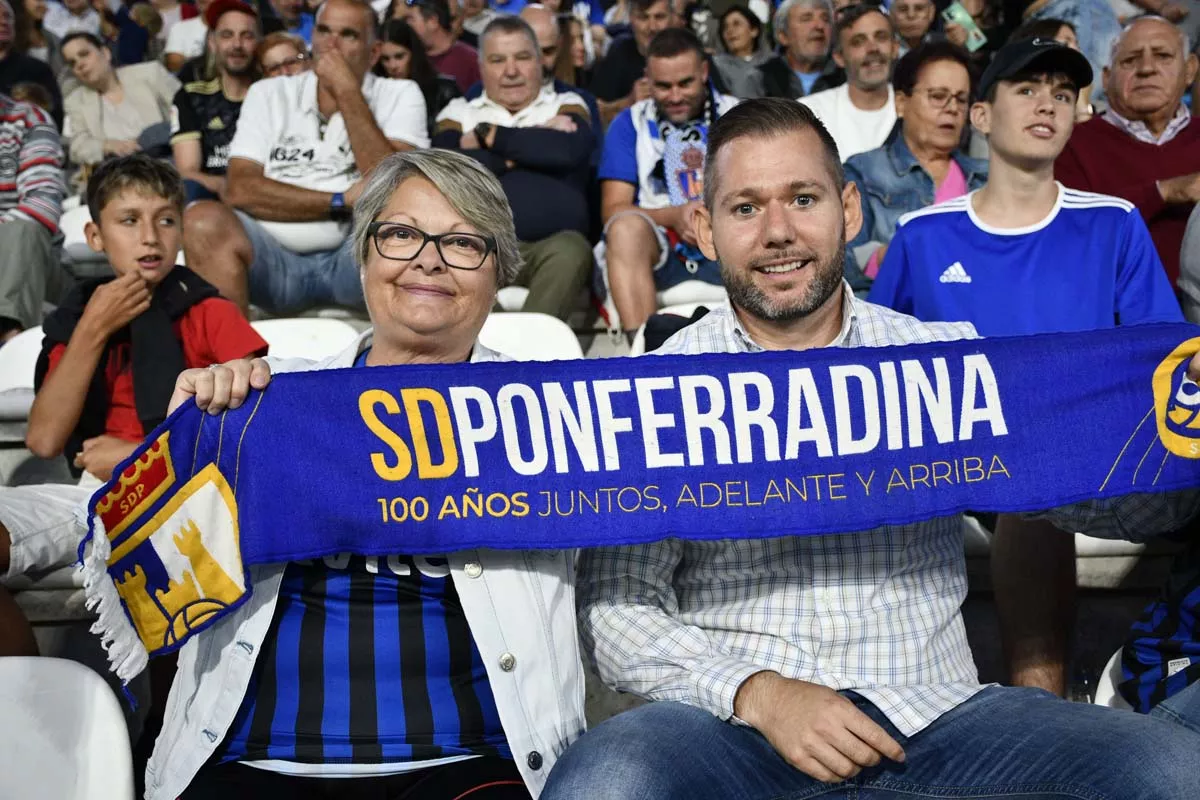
top-left (868, 37), bottom-right (1181, 335)
top-left (868, 38), bottom-right (1185, 703)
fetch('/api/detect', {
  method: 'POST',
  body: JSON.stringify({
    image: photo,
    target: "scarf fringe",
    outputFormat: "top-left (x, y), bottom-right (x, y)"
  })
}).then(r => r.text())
top-left (77, 508), bottom-right (149, 687)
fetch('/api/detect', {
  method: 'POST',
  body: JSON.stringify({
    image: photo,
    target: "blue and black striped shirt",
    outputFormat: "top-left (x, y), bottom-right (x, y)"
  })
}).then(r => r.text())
top-left (218, 350), bottom-right (509, 766)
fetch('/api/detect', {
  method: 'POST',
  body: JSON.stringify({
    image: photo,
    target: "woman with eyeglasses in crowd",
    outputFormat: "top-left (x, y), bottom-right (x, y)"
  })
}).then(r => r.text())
top-left (842, 41), bottom-right (989, 285)
top-left (374, 17), bottom-right (460, 136)
top-left (254, 30), bottom-right (309, 77)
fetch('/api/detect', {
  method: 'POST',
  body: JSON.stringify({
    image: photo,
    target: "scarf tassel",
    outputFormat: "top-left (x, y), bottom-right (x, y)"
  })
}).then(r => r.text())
top-left (77, 508), bottom-right (150, 690)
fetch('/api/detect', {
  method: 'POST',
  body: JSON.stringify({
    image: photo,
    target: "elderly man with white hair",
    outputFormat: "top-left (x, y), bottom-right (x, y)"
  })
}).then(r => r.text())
top-left (756, 0), bottom-right (843, 99)
top-left (434, 15), bottom-right (594, 320)
top-left (1057, 15), bottom-right (1200, 292)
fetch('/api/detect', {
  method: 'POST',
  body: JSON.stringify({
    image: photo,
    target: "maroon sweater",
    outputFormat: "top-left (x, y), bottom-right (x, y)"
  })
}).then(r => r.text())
top-left (1055, 114), bottom-right (1200, 287)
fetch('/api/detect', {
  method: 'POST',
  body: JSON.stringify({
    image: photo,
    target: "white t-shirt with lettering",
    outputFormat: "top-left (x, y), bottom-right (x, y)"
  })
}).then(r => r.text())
top-left (228, 71), bottom-right (429, 252)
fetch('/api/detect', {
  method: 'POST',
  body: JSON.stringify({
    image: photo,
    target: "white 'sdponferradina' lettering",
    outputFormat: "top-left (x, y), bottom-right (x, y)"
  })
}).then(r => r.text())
top-left (403, 354), bottom-right (1011, 479)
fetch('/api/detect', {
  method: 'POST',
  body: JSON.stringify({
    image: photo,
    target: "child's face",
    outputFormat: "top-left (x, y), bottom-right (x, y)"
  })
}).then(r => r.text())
top-left (85, 189), bottom-right (182, 286)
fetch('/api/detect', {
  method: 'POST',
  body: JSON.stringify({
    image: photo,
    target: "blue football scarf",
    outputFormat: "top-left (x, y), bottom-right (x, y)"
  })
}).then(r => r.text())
top-left (81, 323), bottom-right (1200, 683)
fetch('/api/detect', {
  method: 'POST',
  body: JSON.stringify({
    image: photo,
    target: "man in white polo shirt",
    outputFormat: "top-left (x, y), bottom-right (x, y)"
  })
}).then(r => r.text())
top-left (182, 0), bottom-right (428, 315)
top-left (434, 15), bottom-right (595, 319)
top-left (799, 3), bottom-right (897, 160)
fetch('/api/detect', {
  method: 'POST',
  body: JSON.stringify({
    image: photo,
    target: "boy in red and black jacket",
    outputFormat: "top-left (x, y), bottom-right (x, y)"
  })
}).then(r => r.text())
top-left (0, 154), bottom-right (266, 655)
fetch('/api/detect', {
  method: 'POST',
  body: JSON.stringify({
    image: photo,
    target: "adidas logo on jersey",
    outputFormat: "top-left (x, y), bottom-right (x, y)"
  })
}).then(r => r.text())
top-left (939, 262), bottom-right (972, 284)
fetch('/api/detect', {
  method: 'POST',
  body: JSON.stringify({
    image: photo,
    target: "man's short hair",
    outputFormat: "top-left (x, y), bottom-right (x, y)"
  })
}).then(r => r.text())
top-left (893, 40), bottom-right (972, 96)
top-left (703, 97), bottom-right (844, 209)
top-left (86, 154), bottom-right (186, 223)
top-left (480, 14), bottom-right (538, 55)
top-left (407, 0), bottom-right (452, 29)
top-left (832, 3), bottom-right (890, 52)
top-left (773, 0), bottom-right (834, 42)
top-left (631, 0), bottom-right (672, 17)
top-left (646, 26), bottom-right (705, 61)
top-left (319, 0), bottom-right (383, 37)
top-left (1108, 15), bottom-right (1192, 67)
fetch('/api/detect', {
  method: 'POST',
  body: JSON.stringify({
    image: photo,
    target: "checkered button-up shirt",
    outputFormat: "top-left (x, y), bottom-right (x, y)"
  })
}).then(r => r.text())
top-left (578, 285), bottom-right (1200, 736)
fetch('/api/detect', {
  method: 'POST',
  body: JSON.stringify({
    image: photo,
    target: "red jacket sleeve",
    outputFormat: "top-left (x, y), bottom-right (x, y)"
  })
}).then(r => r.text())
top-left (181, 298), bottom-right (268, 366)
top-left (1056, 136), bottom-right (1169, 223)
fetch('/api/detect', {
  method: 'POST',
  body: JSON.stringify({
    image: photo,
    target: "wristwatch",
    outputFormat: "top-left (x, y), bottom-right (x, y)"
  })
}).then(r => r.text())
top-left (329, 191), bottom-right (351, 223)
top-left (474, 122), bottom-right (494, 150)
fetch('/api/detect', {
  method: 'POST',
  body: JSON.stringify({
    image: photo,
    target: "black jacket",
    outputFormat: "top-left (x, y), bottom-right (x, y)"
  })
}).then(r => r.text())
top-left (758, 55), bottom-right (844, 99)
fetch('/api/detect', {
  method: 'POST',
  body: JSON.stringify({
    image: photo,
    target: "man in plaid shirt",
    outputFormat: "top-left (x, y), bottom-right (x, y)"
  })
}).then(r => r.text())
top-left (542, 98), bottom-right (1200, 799)
top-left (0, 91), bottom-right (66, 344)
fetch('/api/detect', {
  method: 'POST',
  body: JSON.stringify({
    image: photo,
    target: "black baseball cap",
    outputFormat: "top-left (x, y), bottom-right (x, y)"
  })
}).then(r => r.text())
top-left (977, 37), bottom-right (1093, 99)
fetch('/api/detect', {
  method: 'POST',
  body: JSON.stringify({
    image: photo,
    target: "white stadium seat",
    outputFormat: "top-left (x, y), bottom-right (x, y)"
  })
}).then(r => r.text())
top-left (495, 286), bottom-right (530, 312)
top-left (479, 312), bottom-right (583, 360)
top-left (0, 325), bottom-right (43, 421)
top-left (0, 657), bottom-right (135, 800)
top-left (59, 205), bottom-right (101, 265)
top-left (1093, 648), bottom-right (1133, 709)
top-left (251, 318), bottom-right (360, 362)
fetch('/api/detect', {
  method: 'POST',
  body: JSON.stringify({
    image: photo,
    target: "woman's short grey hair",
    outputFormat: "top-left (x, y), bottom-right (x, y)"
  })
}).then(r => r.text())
top-left (352, 149), bottom-right (523, 288)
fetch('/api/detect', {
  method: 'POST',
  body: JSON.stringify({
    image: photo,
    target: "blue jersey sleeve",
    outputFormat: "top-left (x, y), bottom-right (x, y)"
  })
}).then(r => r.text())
top-left (1115, 211), bottom-right (1184, 326)
top-left (598, 110), bottom-right (639, 187)
top-left (867, 223), bottom-right (914, 315)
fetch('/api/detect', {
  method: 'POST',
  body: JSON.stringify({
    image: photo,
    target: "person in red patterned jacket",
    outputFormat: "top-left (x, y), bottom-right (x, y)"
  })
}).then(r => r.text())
top-left (0, 89), bottom-right (64, 344)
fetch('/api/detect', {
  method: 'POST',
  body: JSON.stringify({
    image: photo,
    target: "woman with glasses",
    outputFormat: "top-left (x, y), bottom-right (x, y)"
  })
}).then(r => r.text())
top-left (374, 18), bottom-right (460, 135)
top-left (151, 149), bottom-right (584, 800)
top-left (842, 41), bottom-right (988, 283)
top-left (254, 30), bottom-right (310, 77)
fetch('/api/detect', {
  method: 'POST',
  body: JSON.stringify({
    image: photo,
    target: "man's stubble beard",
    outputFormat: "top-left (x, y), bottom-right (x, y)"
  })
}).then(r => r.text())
top-left (716, 227), bottom-right (845, 324)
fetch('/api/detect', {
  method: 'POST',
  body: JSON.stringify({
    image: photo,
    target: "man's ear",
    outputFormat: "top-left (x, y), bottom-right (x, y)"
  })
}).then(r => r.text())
top-left (694, 203), bottom-right (718, 262)
top-left (84, 220), bottom-right (105, 255)
top-left (969, 100), bottom-right (990, 136)
top-left (1186, 52), bottom-right (1199, 87)
top-left (832, 48), bottom-right (845, 69)
top-left (841, 180), bottom-right (862, 244)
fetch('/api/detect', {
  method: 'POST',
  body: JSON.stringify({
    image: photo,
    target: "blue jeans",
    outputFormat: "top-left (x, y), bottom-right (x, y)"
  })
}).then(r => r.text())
top-left (234, 211), bottom-right (364, 315)
top-left (1151, 677), bottom-right (1200, 736)
top-left (542, 688), bottom-right (1200, 799)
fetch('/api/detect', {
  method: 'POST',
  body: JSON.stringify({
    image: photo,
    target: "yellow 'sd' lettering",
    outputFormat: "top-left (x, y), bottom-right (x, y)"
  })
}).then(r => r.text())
top-left (401, 388), bottom-right (460, 479)
top-left (360, 389), bottom-right (414, 481)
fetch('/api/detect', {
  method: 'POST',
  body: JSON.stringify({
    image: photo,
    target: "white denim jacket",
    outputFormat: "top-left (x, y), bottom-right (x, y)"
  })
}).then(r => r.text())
top-left (145, 330), bottom-right (587, 800)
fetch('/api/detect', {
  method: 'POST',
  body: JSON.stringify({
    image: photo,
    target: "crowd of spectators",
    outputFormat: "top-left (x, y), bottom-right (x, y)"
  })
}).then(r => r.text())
top-left (0, 0), bottom-right (1194, 343)
top-left (3, 0), bottom-right (1200, 788)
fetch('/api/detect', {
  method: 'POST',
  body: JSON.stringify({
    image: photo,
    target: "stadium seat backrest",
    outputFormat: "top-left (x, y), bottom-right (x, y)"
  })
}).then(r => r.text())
top-left (250, 318), bottom-right (361, 362)
top-left (0, 656), bottom-right (135, 800)
top-left (479, 312), bottom-right (584, 361)
top-left (0, 325), bottom-right (44, 394)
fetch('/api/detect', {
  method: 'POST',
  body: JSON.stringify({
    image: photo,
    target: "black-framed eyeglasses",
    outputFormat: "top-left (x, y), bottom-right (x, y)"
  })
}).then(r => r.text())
top-left (263, 52), bottom-right (308, 75)
top-left (914, 87), bottom-right (970, 108)
top-left (368, 222), bottom-right (495, 270)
